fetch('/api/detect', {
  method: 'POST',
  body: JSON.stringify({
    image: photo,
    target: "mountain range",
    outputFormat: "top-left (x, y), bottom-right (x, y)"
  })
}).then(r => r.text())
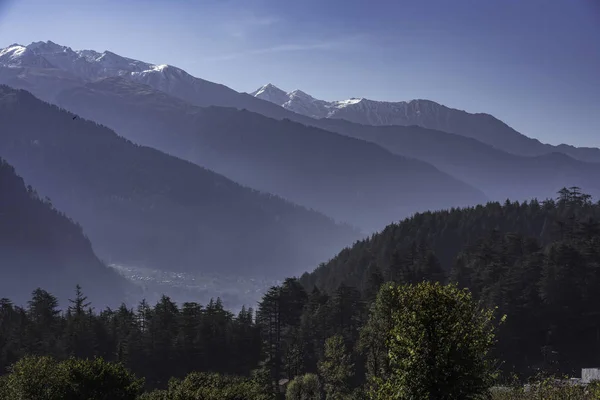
top-left (3, 41), bottom-right (597, 205)
top-left (251, 83), bottom-right (600, 163)
top-left (1, 41), bottom-right (598, 165)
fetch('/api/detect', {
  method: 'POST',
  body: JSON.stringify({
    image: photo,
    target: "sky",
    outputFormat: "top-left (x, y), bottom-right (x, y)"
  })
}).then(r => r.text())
top-left (0, 0), bottom-right (599, 147)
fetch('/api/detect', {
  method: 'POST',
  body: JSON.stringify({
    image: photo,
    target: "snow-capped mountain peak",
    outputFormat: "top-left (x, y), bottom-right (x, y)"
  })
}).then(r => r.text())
top-left (288, 89), bottom-right (315, 101)
top-left (0, 40), bottom-right (187, 83)
top-left (250, 83), bottom-right (446, 124)
top-left (0, 44), bottom-right (27, 62)
top-left (0, 43), bottom-right (57, 68)
top-left (251, 83), bottom-right (288, 105)
top-left (0, 40), bottom-right (237, 109)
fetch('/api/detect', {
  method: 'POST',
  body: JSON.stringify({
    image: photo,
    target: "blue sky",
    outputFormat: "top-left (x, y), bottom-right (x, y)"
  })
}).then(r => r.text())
top-left (0, 0), bottom-right (599, 147)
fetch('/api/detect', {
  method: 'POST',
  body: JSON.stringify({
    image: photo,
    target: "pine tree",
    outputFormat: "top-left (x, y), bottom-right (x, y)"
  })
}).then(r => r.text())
top-left (65, 285), bottom-right (95, 358)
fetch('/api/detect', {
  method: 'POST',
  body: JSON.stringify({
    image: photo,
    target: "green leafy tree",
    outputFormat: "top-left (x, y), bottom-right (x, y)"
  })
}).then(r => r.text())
top-left (370, 282), bottom-right (501, 400)
top-left (285, 373), bottom-right (321, 400)
top-left (0, 355), bottom-right (142, 400)
top-left (0, 355), bottom-right (67, 400)
top-left (318, 335), bottom-right (355, 400)
top-left (60, 357), bottom-right (144, 400)
top-left (358, 282), bottom-right (397, 388)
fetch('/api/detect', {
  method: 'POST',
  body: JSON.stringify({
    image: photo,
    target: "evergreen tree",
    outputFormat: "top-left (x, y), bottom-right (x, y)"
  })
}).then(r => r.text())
top-left (65, 285), bottom-right (95, 359)
top-left (25, 289), bottom-right (63, 358)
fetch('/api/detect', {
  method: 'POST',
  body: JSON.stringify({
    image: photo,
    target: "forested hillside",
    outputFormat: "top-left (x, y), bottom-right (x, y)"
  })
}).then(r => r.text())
top-left (0, 158), bottom-right (131, 307)
top-left (0, 85), bottom-right (358, 275)
top-left (301, 187), bottom-right (600, 376)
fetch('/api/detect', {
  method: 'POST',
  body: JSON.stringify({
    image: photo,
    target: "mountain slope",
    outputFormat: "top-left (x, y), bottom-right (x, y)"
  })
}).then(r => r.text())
top-left (251, 84), bottom-right (600, 163)
top-left (314, 119), bottom-right (600, 202)
top-left (53, 77), bottom-right (487, 231)
top-left (0, 157), bottom-right (131, 307)
top-left (0, 85), bottom-right (358, 276)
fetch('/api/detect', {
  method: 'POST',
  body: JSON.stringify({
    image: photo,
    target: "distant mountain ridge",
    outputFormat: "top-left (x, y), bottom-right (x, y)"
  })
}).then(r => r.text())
top-left (0, 85), bottom-right (359, 277)
top-left (313, 118), bottom-right (600, 203)
top-left (251, 83), bottom-right (600, 163)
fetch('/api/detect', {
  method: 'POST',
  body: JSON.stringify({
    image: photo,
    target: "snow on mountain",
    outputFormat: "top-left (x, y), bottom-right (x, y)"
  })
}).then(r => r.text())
top-left (250, 83), bottom-right (439, 125)
top-left (0, 41), bottom-right (191, 91)
top-left (0, 40), bottom-right (442, 128)
top-left (0, 44), bottom-right (56, 68)
top-left (0, 40), bottom-right (250, 109)
top-left (251, 83), bottom-right (288, 105)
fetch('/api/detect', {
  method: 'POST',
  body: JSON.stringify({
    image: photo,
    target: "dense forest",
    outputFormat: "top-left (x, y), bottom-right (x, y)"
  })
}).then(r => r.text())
top-left (0, 85), bottom-right (357, 276)
top-left (0, 157), bottom-right (131, 307)
top-left (3, 188), bottom-right (600, 399)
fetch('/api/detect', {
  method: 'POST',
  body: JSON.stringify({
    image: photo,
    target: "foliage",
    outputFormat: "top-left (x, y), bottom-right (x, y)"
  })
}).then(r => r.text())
top-left (285, 373), bottom-right (321, 400)
top-left (368, 282), bottom-right (501, 400)
top-left (140, 372), bottom-right (272, 400)
top-left (0, 355), bottom-right (143, 400)
top-left (0, 287), bottom-right (262, 389)
top-left (318, 335), bottom-right (355, 400)
top-left (0, 356), bottom-right (66, 400)
top-left (60, 357), bottom-right (144, 399)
